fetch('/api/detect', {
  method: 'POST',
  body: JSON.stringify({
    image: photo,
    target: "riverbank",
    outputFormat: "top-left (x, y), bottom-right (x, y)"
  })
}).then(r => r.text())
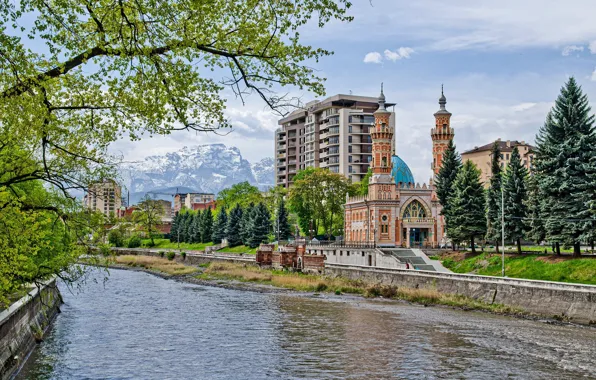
top-left (94, 255), bottom-right (533, 319)
top-left (435, 252), bottom-right (596, 285)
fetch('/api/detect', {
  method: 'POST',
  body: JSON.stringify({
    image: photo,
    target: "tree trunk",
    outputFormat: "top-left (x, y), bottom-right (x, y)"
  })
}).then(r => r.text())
top-left (517, 238), bottom-right (522, 255)
top-left (591, 240), bottom-right (594, 254)
top-left (573, 241), bottom-right (581, 258)
top-left (555, 242), bottom-right (560, 256)
top-left (495, 240), bottom-right (500, 254)
top-left (471, 236), bottom-right (476, 254)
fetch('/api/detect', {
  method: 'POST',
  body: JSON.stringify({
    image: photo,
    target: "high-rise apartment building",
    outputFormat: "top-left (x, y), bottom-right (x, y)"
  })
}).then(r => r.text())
top-left (275, 94), bottom-right (395, 187)
top-left (84, 179), bottom-right (122, 217)
top-left (462, 139), bottom-right (535, 186)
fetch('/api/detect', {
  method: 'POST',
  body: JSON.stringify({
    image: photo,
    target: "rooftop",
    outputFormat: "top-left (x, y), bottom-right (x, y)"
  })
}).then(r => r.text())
top-left (462, 139), bottom-right (536, 155)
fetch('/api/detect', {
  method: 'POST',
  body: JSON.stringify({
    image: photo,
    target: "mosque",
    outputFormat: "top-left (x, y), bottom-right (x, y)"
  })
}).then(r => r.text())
top-left (344, 85), bottom-right (454, 248)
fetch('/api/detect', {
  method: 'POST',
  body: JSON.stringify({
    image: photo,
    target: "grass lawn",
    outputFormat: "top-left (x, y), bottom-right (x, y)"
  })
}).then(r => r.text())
top-left (141, 238), bottom-right (214, 251)
top-left (440, 252), bottom-right (596, 285)
top-left (217, 245), bottom-right (257, 255)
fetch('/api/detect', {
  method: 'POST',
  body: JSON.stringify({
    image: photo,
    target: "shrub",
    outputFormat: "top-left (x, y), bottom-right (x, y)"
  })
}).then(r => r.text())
top-left (335, 289), bottom-right (342, 295)
top-left (180, 251), bottom-right (187, 259)
top-left (166, 251), bottom-right (176, 261)
top-left (315, 283), bottom-right (328, 292)
top-left (98, 243), bottom-right (112, 257)
top-left (127, 235), bottom-right (142, 248)
top-left (108, 230), bottom-right (124, 247)
top-left (159, 251), bottom-right (165, 258)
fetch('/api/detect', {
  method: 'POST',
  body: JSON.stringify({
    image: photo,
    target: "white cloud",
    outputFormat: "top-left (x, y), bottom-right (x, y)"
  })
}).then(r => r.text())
top-left (591, 68), bottom-right (596, 81)
top-left (562, 45), bottom-right (584, 56)
top-left (512, 102), bottom-right (537, 112)
top-left (384, 47), bottom-right (415, 61)
top-left (363, 51), bottom-right (383, 63)
top-left (589, 41), bottom-right (596, 54)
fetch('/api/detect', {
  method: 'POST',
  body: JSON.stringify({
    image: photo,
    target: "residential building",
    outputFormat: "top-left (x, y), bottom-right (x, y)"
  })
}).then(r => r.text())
top-left (462, 139), bottom-right (536, 186)
top-left (275, 93), bottom-right (396, 187)
top-left (174, 192), bottom-right (216, 212)
top-left (344, 86), bottom-right (450, 248)
top-left (84, 179), bottom-right (122, 217)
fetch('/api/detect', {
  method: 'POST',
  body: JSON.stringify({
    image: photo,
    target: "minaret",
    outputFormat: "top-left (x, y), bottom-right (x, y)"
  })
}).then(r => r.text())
top-left (431, 85), bottom-right (454, 181)
top-left (369, 83), bottom-right (394, 186)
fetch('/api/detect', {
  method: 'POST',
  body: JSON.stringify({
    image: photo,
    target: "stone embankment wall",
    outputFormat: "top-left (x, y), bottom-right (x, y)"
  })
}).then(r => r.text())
top-left (306, 246), bottom-right (406, 269)
top-left (111, 248), bottom-right (256, 266)
top-left (0, 279), bottom-right (62, 380)
top-left (326, 264), bottom-right (596, 324)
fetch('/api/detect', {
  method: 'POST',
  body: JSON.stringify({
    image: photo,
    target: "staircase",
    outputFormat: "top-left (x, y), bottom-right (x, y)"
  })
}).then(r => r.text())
top-left (379, 248), bottom-right (451, 272)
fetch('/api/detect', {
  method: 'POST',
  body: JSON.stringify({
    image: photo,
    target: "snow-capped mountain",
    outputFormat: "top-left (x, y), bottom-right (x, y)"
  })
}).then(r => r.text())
top-left (119, 144), bottom-right (273, 204)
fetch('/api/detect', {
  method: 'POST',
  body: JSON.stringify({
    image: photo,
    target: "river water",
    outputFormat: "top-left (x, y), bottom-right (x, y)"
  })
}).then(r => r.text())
top-left (17, 268), bottom-right (596, 379)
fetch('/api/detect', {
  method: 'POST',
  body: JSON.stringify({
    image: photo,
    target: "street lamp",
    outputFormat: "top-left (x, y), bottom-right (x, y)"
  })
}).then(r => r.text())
top-left (501, 184), bottom-right (505, 277)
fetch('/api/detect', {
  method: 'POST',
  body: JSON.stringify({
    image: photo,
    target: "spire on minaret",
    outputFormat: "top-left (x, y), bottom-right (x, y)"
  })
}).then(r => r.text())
top-left (435, 84), bottom-right (450, 115)
top-left (375, 82), bottom-right (388, 113)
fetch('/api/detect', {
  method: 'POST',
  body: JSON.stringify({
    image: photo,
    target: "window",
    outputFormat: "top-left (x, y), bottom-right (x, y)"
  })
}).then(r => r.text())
top-left (349, 126), bottom-right (352, 133)
top-left (349, 146), bottom-right (352, 153)
top-left (506, 154), bottom-right (510, 160)
top-left (348, 136), bottom-right (353, 143)
top-left (403, 200), bottom-right (426, 219)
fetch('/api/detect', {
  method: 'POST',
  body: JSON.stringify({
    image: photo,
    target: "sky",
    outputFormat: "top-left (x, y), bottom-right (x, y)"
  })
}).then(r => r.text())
top-left (109, 0), bottom-right (596, 183)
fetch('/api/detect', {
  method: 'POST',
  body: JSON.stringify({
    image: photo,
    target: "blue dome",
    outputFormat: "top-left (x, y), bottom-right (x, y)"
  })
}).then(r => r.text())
top-left (391, 155), bottom-right (415, 185)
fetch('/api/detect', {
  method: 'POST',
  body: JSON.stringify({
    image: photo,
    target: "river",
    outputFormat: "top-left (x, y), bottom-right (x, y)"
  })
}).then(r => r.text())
top-left (16, 268), bottom-right (596, 379)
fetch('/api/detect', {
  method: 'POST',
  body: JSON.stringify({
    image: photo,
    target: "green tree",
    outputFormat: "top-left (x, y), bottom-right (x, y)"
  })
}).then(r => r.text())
top-left (248, 203), bottom-right (272, 248)
top-left (503, 147), bottom-right (529, 254)
top-left (356, 168), bottom-right (372, 196)
top-left (190, 210), bottom-right (202, 243)
top-left (535, 78), bottom-right (596, 257)
top-left (217, 182), bottom-right (263, 211)
top-left (275, 198), bottom-right (292, 241)
top-left (200, 208), bottom-right (214, 243)
top-left (288, 168), bottom-right (354, 238)
top-left (486, 142), bottom-right (502, 253)
top-left (212, 206), bottom-right (228, 244)
top-left (448, 161), bottom-right (486, 254)
top-left (226, 205), bottom-right (243, 247)
top-left (524, 173), bottom-right (546, 244)
top-left (240, 203), bottom-right (256, 245)
top-left (170, 212), bottom-right (181, 243)
top-left (435, 139), bottom-right (462, 249)
top-left (133, 195), bottom-right (165, 246)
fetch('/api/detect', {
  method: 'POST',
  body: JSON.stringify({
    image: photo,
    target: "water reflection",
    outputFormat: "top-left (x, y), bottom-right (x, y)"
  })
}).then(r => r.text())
top-left (17, 269), bottom-right (596, 380)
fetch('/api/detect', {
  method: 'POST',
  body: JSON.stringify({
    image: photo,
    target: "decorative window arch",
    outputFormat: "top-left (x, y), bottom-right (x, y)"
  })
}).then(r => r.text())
top-left (402, 200), bottom-right (427, 219)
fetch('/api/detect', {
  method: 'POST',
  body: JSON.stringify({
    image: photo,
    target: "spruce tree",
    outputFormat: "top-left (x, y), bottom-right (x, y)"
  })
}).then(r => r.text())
top-left (275, 198), bottom-right (292, 241)
top-left (503, 146), bottom-right (529, 254)
top-left (240, 202), bottom-right (255, 245)
top-left (169, 212), bottom-right (180, 243)
top-left (485, 141), bottom-right (502, 253)
top-left (212, 207), bottom-right (228, 244)
top-left (435, 139), bottom-right (462, 249)
top-left (190, 210), bottom-right (202, 243)
top-left (535, 77), bottom-right (596, 257)
top-left (248, 203), bottom-right (272, 248)
top-left (200, 208), bottom-right (213, 243)
top-left (448, 160), bottom-right (486, 254)
top-left (179, 212), bottom-right (190, 243)
top-left (524, 173), bottom-right (546, 245)
top-left (226, 204), bottom-right (243, 247)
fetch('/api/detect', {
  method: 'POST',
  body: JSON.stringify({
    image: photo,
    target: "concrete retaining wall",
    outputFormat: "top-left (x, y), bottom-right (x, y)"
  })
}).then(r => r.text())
top-left (111, 248), bottom-right (257, 266)
top-left (306, 247), bottom-right (405, 269)
top-left (0, 279), bottom-right (62, 380)
top-left (326, 264), bottom-right (596, 324)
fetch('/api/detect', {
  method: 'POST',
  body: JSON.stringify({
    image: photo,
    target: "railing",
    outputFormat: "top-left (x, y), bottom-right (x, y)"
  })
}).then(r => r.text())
top-left (307, 240), bottom-right (376, 249)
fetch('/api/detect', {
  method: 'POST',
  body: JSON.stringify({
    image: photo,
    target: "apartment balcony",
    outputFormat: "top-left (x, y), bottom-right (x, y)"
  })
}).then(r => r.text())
top-left (277, 170), bottom-right (286, 176)
top-left (288, 160), bottom-right (297, 165)
top-left (288, 168), bottom-right (297, 174)
top-left (327, 151), bottom-right (340, 157)
top-left (288, 142), bottom-right (296, 147)
top-left (277, 144), bottom-right (286, 151)
top-left (278, 153), bottom-right (286, 159)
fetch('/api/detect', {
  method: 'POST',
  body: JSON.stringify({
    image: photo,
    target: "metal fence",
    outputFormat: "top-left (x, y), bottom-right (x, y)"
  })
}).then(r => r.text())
top-left (307, 240), bottom-right (376, 249)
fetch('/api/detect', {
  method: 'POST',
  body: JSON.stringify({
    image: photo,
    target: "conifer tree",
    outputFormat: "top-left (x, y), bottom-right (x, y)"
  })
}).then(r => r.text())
top-left (200, 208), bottom-right (213, 243)
top-left (248, 203), bottom-right (272, 248)
top-left (212, 207), bottom-right (228, 244)
top-left (524, 173), bottom-right (546, 245)
top-left (275, 198), bottom-right (292, 241)
top-left (169, 212), bottom-right (180, 243)
top-left (226, 204), bottom-right (243, 247)
top-left (485, 142), bottom-right (502, 253)
top-left (240, 202), bottom-right (255, 245)
top-left (435, 139), bottom-right (462, 249)
top-left (503, 146), bottom-right (529, 254)
top-left (535, 77), bottom-right (596, 257)
top-left (448, 161), bottom-right (486, 254)
top-left (178, 212), bottom-right (190, 243)
top-left (190, 210), bottom-right (202, 243)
